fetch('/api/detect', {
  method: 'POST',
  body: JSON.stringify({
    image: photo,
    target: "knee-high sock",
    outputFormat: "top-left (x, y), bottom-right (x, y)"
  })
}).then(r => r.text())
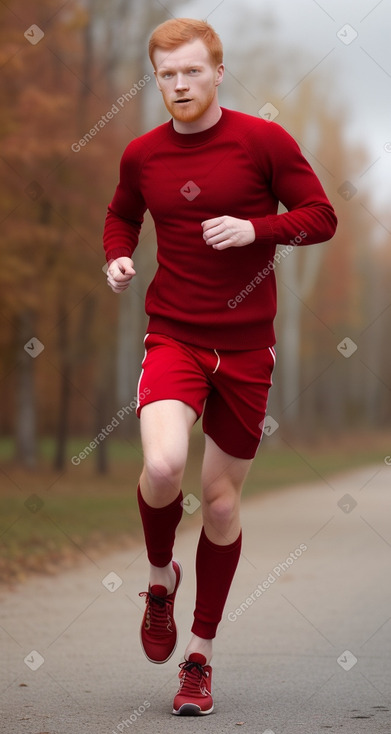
top-left (192, 527), bottom-right (242, 639)
top-left (137, 485), bottom-right (183, 568)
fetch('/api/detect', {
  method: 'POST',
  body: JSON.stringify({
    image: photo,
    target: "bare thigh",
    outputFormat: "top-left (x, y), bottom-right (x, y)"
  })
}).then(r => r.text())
top-left (140, 399), bottom-right (197, 506)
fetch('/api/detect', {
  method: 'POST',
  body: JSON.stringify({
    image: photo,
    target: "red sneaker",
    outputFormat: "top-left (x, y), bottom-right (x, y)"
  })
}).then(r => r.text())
top-left (139, 560), bottom-right (182, 664)
top-left (172, 653), bottom-right (214, 716)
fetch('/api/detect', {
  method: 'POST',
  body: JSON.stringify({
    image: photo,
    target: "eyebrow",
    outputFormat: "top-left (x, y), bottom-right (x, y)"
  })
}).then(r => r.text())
top-left (157, 63), bottom-right (205, 72)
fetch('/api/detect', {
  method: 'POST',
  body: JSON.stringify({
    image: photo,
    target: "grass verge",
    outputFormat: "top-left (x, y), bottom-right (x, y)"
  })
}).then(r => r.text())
top-left (0, 429), bottom-right (389, 586)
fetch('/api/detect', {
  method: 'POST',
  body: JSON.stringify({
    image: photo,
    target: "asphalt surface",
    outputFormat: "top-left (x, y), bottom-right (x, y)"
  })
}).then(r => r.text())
top-left (1, 463), bottom-right (391, 734)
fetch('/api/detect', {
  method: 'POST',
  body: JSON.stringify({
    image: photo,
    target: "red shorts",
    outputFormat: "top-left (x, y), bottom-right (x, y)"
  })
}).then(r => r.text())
top-left (136, 333), bottom-right (276, 460)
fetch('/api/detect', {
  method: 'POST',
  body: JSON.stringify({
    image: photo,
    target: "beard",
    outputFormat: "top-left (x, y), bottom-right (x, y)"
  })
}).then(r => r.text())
top-left (163, 86), bottom-right (216, 123)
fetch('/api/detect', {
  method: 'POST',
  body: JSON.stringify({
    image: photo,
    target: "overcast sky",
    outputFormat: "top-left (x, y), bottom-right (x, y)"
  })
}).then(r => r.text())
top-left (166, 0), bottom-right (390, 213)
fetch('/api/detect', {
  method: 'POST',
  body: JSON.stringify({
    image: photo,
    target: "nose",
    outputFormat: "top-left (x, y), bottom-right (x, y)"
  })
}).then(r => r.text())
top-left (175, 73), bottom-right (189, 91)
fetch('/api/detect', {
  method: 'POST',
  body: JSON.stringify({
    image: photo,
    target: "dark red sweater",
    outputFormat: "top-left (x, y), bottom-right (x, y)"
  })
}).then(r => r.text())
top-left (103, 107), bottom-right (337, 349)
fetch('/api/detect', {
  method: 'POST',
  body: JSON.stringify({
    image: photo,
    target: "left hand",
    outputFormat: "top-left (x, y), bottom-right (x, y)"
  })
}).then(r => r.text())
top-left (202, 216), bottom-right (255, 250)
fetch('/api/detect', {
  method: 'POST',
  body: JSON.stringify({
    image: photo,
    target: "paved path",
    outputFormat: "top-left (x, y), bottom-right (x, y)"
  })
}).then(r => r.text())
top-left (1, 464), bottom-right (391, 734)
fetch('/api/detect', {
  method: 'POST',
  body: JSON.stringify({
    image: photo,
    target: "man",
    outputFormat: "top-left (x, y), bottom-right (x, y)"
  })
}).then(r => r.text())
top-left (104, 17), bottom-right (337, 716)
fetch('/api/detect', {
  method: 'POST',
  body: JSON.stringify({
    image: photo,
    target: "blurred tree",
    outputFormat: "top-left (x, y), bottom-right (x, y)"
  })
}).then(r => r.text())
top-left (0, 0), bottom-right (176, 471)
top-left (1, 0), bottom-right (389, 472)
top-left (79, 0), bottom-right (172, 448)
top-left (92, 0), bottom-right (182, 440)
top-left (360, 225), bottom-right (391, 427)
top-left (275, 78), bottom-right (345, 435)
top-left (0, 1), bottom-right (120, 468)
top-left (227, 7), bottom-right (390, 438)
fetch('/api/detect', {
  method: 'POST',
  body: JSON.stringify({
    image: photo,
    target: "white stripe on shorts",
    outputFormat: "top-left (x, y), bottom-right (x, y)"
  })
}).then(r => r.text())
top-left (136, 333), bottom-right (150, 412)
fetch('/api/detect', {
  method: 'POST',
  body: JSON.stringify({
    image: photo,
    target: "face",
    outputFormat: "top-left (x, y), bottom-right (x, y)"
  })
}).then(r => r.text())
top-left (153, 38), bottom-right (224, 124)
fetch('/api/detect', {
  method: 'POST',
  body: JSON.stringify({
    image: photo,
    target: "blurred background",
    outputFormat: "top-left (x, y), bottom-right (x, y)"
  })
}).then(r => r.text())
top-left (1, 0), bottom-right (390, 582)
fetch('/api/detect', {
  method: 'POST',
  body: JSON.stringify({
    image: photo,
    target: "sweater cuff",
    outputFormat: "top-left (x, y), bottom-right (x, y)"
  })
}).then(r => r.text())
top-left (249, 216), bottom-right (276, 244)
top-left (105, 247), bottom-right (134, 263)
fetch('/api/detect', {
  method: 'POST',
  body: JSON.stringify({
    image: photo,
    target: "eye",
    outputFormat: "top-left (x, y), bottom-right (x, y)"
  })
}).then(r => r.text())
top-left (161, 72), bottom-right (173, 79)
top-left (189, 68), bottom-right (200, 74)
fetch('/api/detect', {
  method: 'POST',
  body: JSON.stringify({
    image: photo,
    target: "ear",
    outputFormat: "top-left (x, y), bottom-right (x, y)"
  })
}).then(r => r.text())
top-left (215, 63), bottom-right (224, 87)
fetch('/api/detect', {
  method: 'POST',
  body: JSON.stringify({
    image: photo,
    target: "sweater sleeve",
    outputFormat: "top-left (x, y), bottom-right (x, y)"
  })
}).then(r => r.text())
top-left (103, 142), bottom-right (147, 262)
top-left (248, 122), bottom-right (337, 246)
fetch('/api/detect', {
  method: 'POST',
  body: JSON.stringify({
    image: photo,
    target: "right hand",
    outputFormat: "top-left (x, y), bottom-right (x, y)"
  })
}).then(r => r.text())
top-left (106, 257), bottom-right (136, 293)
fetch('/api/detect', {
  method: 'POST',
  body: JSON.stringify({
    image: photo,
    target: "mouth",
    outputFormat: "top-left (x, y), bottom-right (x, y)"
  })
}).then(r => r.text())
top-left (174, 98), bottom-right (193, 104)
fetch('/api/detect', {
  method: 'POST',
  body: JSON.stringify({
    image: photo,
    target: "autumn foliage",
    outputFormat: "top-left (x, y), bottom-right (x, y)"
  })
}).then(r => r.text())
top-left (1, 1), bottom-right (390, 469)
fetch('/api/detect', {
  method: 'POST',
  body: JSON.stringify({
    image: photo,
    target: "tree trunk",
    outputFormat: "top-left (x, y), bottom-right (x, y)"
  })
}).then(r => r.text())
top-left (278, 244), bottom-right (325, 434)
top-left (113, 0), bottom-right (150, 439)
top-left (116, 286), bottom-right (143, 437)
top-left (15, 310), bottom-right (38, 468)
top-left (54, 290), bottom-right (71, 471)
top-left (95, 376), bottom-right (109, 475)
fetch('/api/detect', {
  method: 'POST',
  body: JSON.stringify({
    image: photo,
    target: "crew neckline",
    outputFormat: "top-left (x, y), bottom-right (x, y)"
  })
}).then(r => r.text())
top-left (168, 107), bottom-right (229, 147)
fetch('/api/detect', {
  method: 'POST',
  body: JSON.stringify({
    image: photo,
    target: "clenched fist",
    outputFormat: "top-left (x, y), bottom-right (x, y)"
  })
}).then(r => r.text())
top-left (106, 257), bottom-right (136, 293)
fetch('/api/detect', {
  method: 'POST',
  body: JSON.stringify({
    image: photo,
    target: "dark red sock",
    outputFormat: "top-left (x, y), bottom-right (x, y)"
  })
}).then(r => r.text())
top-left (137, 485), bottom-right (183, 567)
top-left (192, 527), bottom-right (242, 639)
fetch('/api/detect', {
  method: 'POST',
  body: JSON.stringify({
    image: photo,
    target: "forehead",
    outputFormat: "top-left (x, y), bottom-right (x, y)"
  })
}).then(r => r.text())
top-left (154, 38), bottom-right (212, 71)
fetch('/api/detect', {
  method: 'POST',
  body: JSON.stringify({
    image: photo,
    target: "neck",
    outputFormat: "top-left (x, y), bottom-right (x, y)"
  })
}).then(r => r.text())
top-left (173, 99), bottom-right (222, 135)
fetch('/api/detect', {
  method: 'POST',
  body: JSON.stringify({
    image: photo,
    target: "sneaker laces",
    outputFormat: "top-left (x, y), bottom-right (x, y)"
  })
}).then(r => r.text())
top-left (139, 590), bottom-right (174, 636)
top-left (178, 659), bottom-right (209, 696)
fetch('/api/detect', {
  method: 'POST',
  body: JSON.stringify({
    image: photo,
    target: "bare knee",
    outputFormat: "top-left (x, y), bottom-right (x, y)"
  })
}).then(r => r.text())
top-left (203, 487), bottom-right (238, 528)
top-left (142, 453), bottom-right (185, 502)
top-left (139, 401), bottom-right (194, 504)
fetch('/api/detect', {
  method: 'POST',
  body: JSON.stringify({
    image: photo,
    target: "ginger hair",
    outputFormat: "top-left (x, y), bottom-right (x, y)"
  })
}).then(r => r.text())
top-left (149, 18), bottom-right (223, 68)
